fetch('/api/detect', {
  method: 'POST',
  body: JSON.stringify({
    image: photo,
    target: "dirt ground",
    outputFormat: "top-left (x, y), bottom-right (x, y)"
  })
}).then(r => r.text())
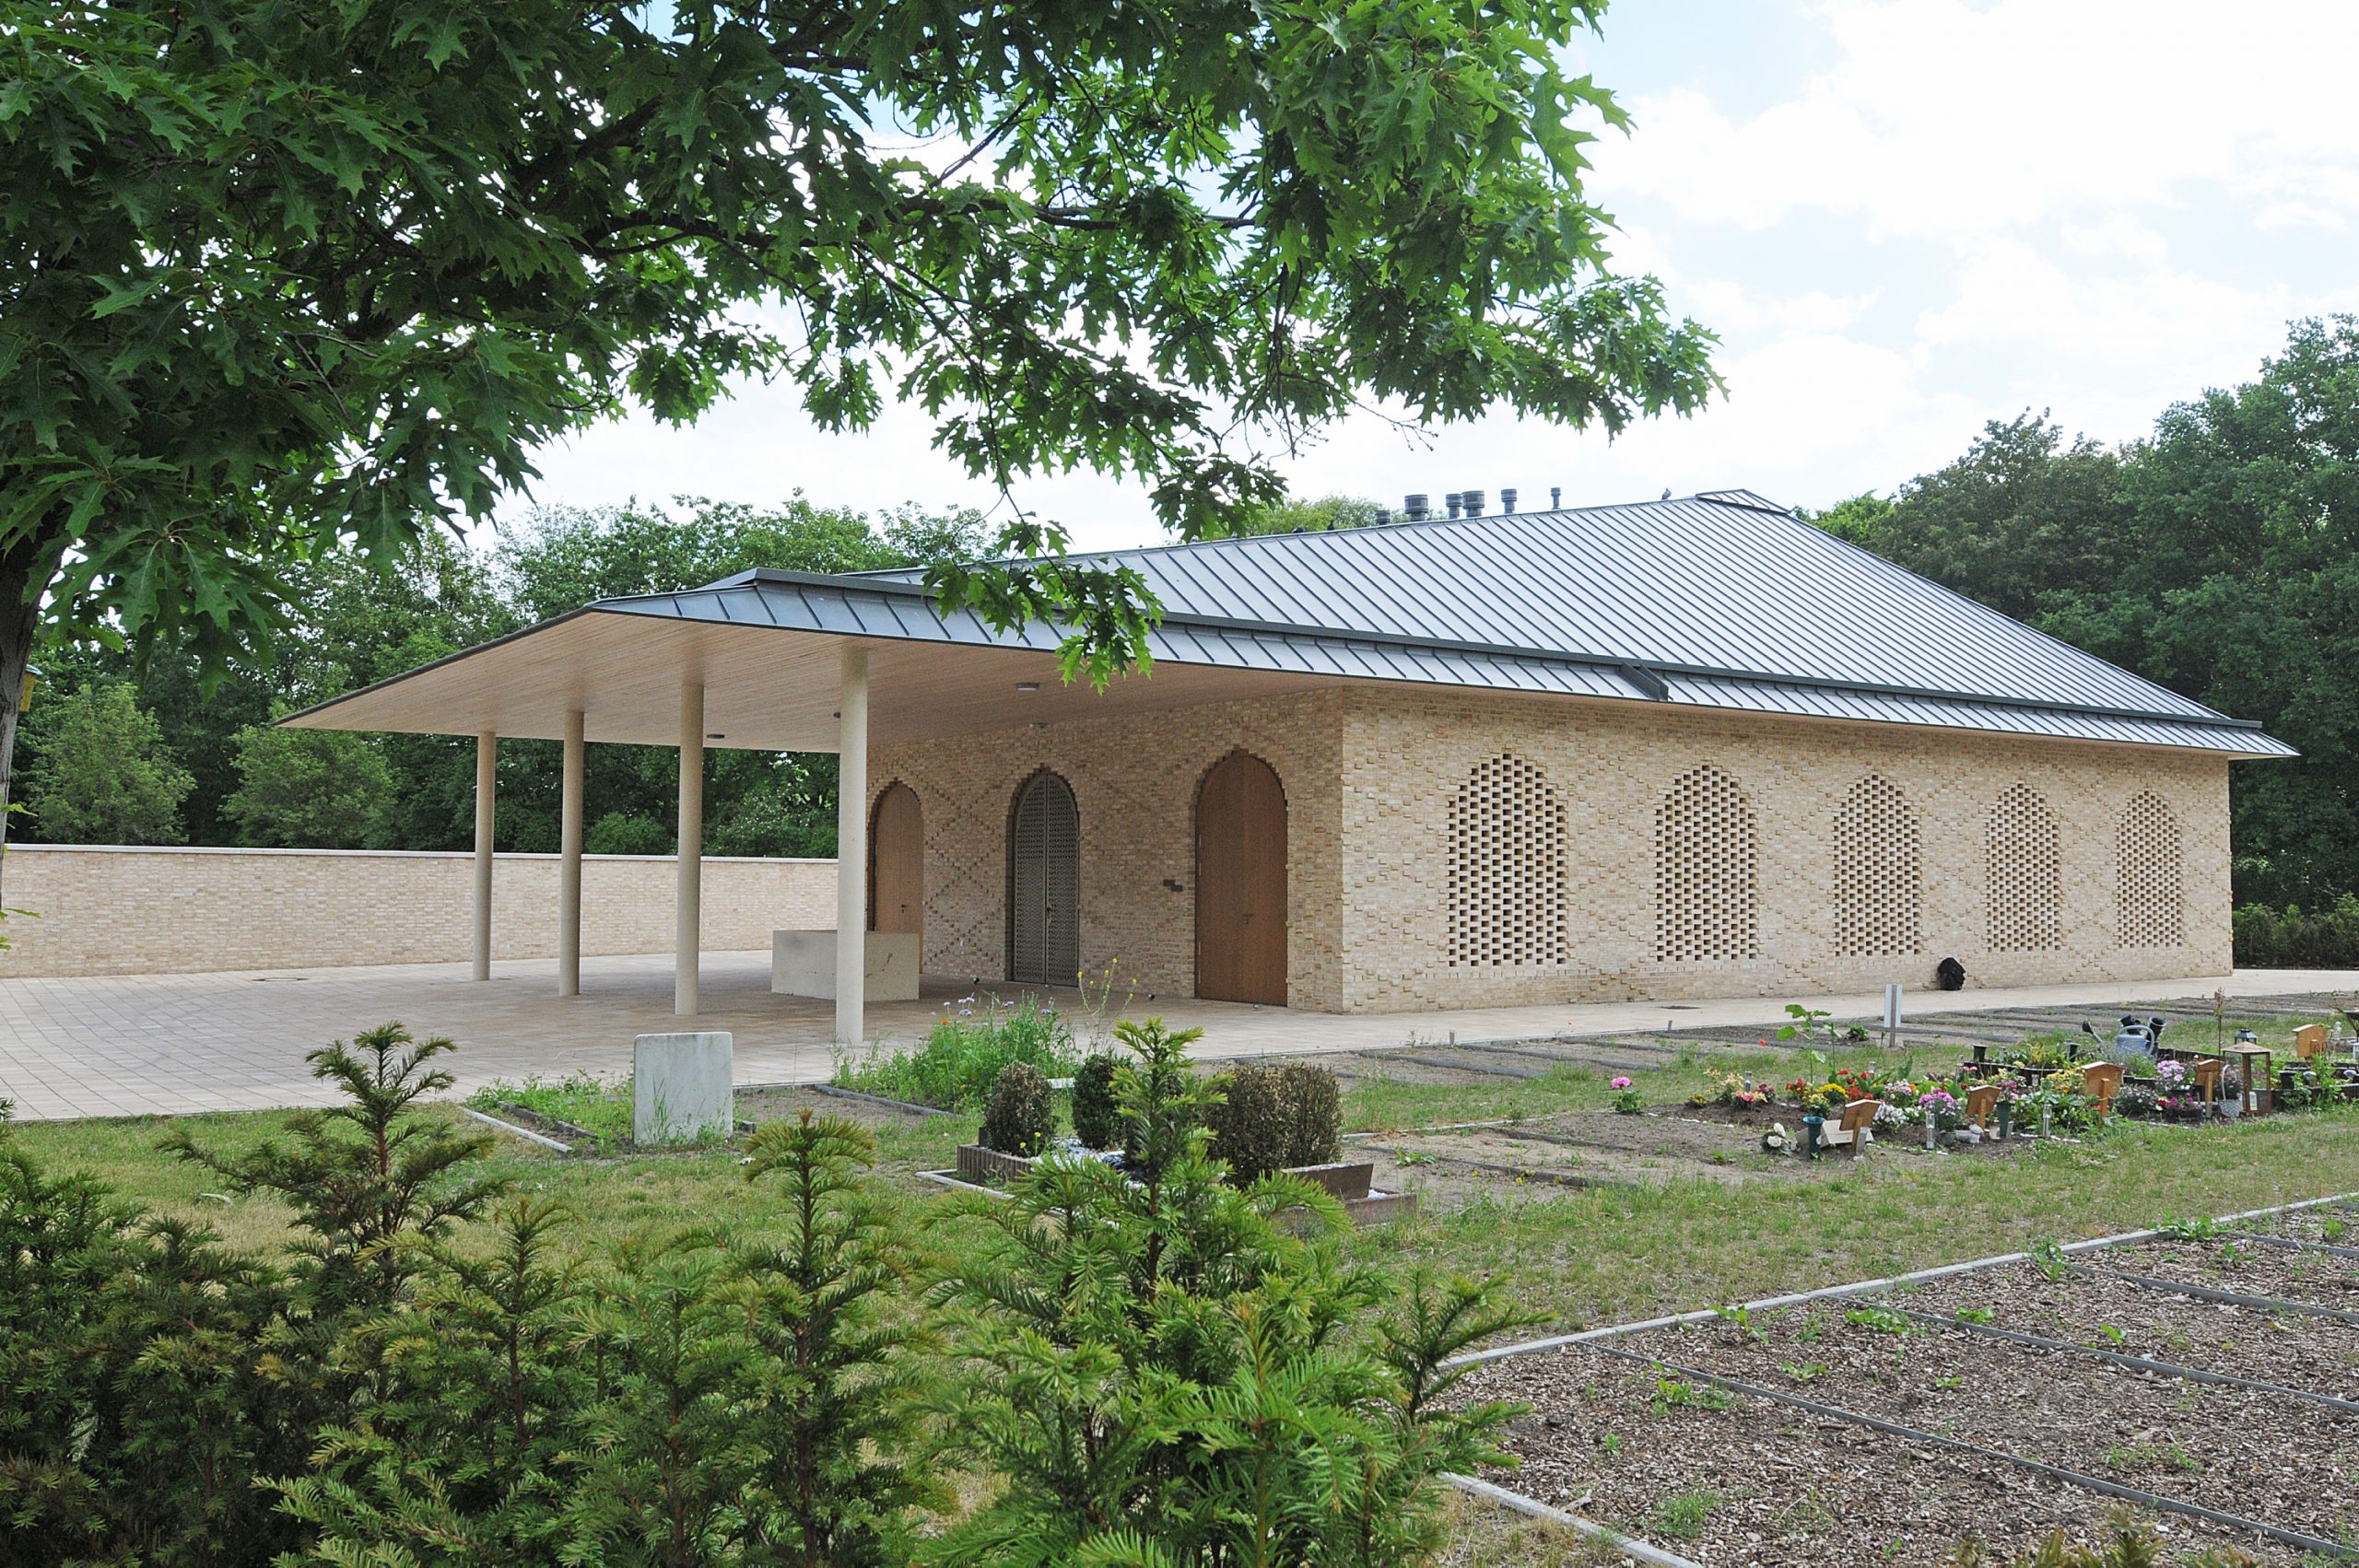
top-left (1450, 1227), bottom-right (2359, 1566)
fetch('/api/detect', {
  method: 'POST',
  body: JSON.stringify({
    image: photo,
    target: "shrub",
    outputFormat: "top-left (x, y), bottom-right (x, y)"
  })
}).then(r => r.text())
top-left (835, 1001), bottom-right (1078, 1109)
top-left (1274, 1061), bottom-right (1343, 1167)
top-left (1070, 1052), bottom-right (1123, 1151)
top-left (979, 1061), bottom-right (1055, 1155)
top-left (1204, 1062), bottom-right (1291, 1182)
top-left (929, 1015), bottom-right (1537, 1567)
top-left (2234, 895), bottom-right (2359, 967)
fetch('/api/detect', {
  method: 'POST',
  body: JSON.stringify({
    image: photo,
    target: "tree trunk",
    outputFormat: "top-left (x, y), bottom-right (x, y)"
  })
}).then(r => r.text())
top-left (0, 538), bottom-right (51, 908)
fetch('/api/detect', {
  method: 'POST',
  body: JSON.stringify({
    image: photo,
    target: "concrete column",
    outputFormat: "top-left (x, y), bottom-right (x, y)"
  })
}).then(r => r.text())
top-left (835, 645), bottom-right (870, 1046)
top-left (558, 708), bottom-right (584, 997)
top-left (472, 731), bottom-right (496, 981)
top-left (675, 683), bottom-right (705, 1017)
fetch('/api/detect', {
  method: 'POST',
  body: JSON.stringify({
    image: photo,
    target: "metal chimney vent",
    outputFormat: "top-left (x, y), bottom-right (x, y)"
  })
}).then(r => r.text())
top-left (1445, 492), bottom-right (1462, 519)
top-left (1373, 507), bottom-right (1392, 526)
top-left (1500, 487), bottom-right (1518, 513)
top-left (1461, 488), bottom-right (1486, 516)
top-left (1549, 486), bottom-right (1562, 509)
top-left (1402, 493), bottom-right (1429, 521)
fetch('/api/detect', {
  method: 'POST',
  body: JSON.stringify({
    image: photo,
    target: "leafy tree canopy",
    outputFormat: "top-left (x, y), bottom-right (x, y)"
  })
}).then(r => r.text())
top-left (18, 683), bottom-right (194, 845)
top-left (1236, 493), bottom-right (1388, 535)
top-left (0, 0), bottom-right (1719, 886)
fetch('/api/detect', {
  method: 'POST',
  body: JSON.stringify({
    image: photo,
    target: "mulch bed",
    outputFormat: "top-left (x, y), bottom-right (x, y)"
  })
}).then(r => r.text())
top-left (2101, 1235), bottom-right (2359, 1311)
top-left (1457, 1344), bottom-right (2308, 1566)
top-left (1450, 1218), bottom-right (2359, 1565)
top-left (1646, 1302), bottom-right (2359, 1540)
top-left (1902, 1260), bottom-right (2359, 1405)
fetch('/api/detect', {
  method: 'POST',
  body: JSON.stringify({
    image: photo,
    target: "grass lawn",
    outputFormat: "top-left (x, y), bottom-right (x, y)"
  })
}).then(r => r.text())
top-left (14, 1036), bottom-right (2356, 1320)
top-left (9, 1035), bottom-right (2355, 1563)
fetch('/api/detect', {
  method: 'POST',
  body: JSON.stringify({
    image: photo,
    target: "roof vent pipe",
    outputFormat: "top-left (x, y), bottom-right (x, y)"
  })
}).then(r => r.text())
top-left (1373, 507), bottom-right (1392, 526)
top-left (1402, 493), bottom-right (1428, 521)
top-left (1549, 486), bottom-right (1562, 509)
top-left (1461, 488), bottom-right (1485, 516)
top-left (1445, 492), bottom-right (1462, 519)
top-left (1500, 487), bottom-right (1518, 514)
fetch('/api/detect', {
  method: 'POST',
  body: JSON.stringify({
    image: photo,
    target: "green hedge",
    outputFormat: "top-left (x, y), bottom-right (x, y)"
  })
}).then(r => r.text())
top-left (2233, 895), bottom-right (2359, 968)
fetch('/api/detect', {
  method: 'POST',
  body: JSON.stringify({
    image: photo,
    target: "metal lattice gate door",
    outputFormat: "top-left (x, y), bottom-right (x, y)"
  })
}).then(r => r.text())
top-left (1007, 772), bottom-right (1080, 986)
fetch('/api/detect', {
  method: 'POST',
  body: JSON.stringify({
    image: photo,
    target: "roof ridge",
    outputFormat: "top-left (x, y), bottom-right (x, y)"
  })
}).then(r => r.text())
top-left (829, 489), bottom-right (1783, 579)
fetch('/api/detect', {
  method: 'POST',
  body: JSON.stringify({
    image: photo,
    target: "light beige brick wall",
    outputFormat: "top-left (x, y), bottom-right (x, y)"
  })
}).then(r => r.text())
top-left (871, 684), bottom-right (2236, 1014)
top-left (0, 845), bottom-right (836, 977)
top-left (1341, 688), bottom-right (2234, 1011)
top-left (870, 689), bottom-right (1346, 1009)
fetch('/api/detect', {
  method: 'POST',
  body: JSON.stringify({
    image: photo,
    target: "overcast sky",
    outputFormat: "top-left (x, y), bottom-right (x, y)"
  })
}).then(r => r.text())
top-left (512, 0), bottom-right (2359, 552)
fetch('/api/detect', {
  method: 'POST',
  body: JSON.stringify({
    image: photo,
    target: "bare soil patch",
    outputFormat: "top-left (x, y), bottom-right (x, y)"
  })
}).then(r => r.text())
top-left (1901, 1261), bottom-right (2359, 1404)
top-left (1648, 1303), bottom-right (2359, 1540)
top-left (1457, 1344), bottom-right (2306, 1566)
top-left (2103, 1235), bottom-right (2359, 1311)
top-left (738, 1084), bottom-right (948, 1131)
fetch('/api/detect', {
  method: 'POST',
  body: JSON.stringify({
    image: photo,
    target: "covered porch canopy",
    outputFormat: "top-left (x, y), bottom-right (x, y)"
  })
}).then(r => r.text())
top-left (284, 570), bottom-right (1366, 1043)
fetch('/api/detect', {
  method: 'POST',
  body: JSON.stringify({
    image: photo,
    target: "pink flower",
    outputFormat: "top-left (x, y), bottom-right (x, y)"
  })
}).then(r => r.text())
top-left (1611, 1077), bottom-right (1633, 1090)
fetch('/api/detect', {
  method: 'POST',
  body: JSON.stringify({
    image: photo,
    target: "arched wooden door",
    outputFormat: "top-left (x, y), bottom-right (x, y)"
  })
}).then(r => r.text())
top-left (1006, 771), bottom-right (1080, 986)
top-left (868, 783), bottom-right (922, 948)
top-left (1195, 751), bottom-right (1287, 1005)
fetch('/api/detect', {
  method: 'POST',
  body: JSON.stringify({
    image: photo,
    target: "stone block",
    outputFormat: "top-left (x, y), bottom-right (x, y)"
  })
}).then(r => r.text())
top-left (771, 930), bottom-right (922, 1000)
top-left (633, 1031), bottom-right (733, 1145)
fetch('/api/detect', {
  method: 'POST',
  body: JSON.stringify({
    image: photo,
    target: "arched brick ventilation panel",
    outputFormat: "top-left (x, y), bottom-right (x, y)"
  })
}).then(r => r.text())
top-left (2117, 790), bottom-right (2185, 948)
top-left (1986, 783), bottom-right (2063, 953)
top-left (1654, 765), bottom-right (1758, 962)
top-left (1447, 753), bottom-right (1567, 966)
top-left (1834, 775), bottom-right (1923, 957)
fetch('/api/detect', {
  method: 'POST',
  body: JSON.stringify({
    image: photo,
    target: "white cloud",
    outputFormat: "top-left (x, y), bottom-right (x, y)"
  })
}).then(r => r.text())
top-left (1598, 1), bottom-right (2359, 241)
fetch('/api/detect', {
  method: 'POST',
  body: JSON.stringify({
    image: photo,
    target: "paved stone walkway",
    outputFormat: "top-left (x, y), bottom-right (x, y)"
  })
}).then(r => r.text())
top-left (4, 951), bottom-right (2354, 1122)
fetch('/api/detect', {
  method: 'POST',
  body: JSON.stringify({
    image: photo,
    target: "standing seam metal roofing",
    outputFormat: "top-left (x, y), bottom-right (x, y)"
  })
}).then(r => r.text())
top-left (599, 500), bottom-right (2294, 758)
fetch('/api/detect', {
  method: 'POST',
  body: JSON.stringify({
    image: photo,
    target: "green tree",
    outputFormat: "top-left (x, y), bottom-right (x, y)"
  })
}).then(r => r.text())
top-left (1872, 413), bottom-right (2133, 622)
top-left (1238, 494), bottom-right (1387, 535)
top-left (926, 1019), bottom-right (1533, 1566)
top-left (1797, 491), bottom-right (1895, 550)
top-left (18, 683), bottom-right (194, 844)
top-left (222, 723), bottom-right (395, 848)
top-left (1, 0), bottom-right (1716, 895)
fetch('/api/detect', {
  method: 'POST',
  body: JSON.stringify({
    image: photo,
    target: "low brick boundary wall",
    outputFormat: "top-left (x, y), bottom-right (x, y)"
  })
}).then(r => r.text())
top-left (0, 843), bottom-right (837, 977)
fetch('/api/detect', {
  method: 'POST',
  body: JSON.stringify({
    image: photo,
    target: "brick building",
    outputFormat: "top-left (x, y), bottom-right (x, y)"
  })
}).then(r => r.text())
top-left (293, 489), bottom-right (2291, 1030)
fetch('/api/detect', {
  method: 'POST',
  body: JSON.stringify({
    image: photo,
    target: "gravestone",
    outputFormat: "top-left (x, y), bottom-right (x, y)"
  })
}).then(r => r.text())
top-left (634, 1031), bottom-right (734, 1145)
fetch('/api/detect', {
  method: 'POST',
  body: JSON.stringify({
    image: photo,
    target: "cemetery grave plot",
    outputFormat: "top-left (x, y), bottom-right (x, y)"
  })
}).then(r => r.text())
top-left (2101, 1234), bottom-right (2359, 1312)
top-left (1457, 1344), bottom-right (2317, 1567)
top-left (1451, 1210), bottom-right (2359, 1567)
top-left (1901, 1260), bottom-right (2359, 1404)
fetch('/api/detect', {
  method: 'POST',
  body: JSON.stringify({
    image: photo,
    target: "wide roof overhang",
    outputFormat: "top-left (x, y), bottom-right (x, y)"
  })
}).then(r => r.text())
top-left (282, 568), bottom-right (2297, 758)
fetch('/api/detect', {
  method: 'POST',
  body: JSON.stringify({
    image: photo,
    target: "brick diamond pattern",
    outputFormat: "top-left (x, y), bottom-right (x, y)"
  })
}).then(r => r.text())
top-left (1448, 753), bottom-right (1567, 966)
top-left (1834, 774), bottom-right (1923, 957)
top-left (2117, 789), bottom-right (2185, 948)
top-left (1655, 764), bottom-right (1758, 962)
top-left (1986, 782), bottom-right (2063, 953)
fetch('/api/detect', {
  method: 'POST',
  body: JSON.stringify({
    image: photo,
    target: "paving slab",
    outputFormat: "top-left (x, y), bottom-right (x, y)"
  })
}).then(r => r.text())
top-left (3, 954), bottom-right (2354, 1122)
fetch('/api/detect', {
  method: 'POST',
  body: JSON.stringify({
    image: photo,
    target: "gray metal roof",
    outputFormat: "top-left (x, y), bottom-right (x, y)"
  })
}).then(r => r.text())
top-left (593, 488), bottom-right (2292, 757)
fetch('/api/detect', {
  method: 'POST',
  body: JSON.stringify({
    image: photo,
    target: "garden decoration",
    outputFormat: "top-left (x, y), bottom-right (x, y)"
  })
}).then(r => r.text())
top-left (1963, 1082), bottom-right (2001, 1137)
top-left (1825, 1095), bottom-right (1883, 1155)
top-left (2078, 1061), bottom-right (2123, 1125)
top-left (2227, 1041), bottom-right (2274, 1115)
top-left (1762, 1121), bottom-right (1791, 1154)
